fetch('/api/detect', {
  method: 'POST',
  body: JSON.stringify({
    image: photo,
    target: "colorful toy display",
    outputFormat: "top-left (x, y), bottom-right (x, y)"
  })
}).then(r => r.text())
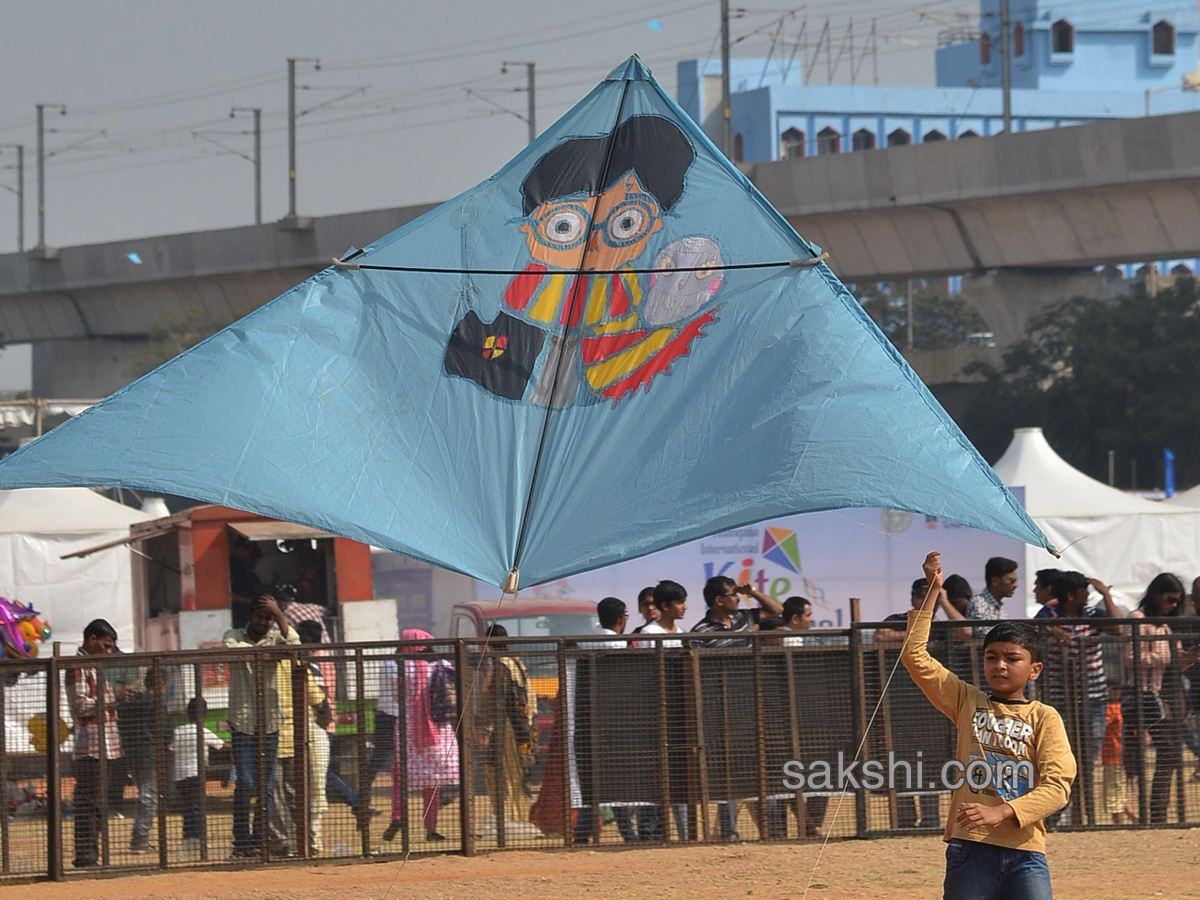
top-left (0, 597), bottom-right (51, 659)
top-left (28, 713), bottom-right (69, 754)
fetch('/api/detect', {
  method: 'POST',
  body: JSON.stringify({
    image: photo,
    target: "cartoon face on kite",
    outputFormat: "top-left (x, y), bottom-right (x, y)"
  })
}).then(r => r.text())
top-left (444, 114), bottom-right (725, 407)
top-left (522, 172), bottom-right (663, 271)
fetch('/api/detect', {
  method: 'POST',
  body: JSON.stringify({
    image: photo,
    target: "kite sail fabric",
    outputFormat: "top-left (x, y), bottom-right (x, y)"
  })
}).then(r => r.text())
top-left (0, 56), bottom-right (1052, 587)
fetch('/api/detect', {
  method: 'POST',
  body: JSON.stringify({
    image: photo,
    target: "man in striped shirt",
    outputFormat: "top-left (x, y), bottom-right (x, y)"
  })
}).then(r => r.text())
top-left (67, 619), bottom-right (134, 868)
top-left (965, 557), bottom-right (1019, 637)
top-left (1035, 571), bottom-right (1124, 824)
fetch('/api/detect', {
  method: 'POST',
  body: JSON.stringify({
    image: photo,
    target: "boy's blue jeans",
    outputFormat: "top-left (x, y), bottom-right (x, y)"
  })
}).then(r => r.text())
top-left (943, 839), bottom-right (1052, 900)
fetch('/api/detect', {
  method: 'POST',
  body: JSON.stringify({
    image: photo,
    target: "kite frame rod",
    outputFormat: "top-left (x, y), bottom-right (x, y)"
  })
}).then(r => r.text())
top-left (505, 77), bottom-right (636, 589)
top-left (330, 253), bottom-right (828, 275)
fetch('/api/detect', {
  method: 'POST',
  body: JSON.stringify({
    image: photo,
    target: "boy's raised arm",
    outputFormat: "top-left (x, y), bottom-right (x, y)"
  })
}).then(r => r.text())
top-left (902, 551), bottom-right (966, 721)
top-left (919, 551), bottom-right (943, 612)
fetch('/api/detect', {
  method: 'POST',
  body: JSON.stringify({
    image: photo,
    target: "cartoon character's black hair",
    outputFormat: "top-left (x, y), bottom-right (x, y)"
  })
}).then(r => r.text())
top-left (521, 115), bottom-right (694, 216)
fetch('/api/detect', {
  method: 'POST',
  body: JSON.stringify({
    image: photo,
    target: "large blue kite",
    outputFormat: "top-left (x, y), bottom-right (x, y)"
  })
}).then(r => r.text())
top-left (0, 57), bottom-right (1052, 588)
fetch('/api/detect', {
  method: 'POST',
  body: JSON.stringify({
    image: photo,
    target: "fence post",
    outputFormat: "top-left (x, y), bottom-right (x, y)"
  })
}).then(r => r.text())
top-left (1169, 637), bottom-right (1188, 824)
top-left (490, 649), bottom-right (506, 848)
top-left (46, 654), bottom-right (63, 880)
top-left (96, 660), bottom-right (110, 868)
top-left (253, 650), bottom-right (269, 858)
top-left (849, 621), bottom-right (868, 838)
top-left (396, 650), bottom-right (410, 855)
top-left (557, 642), bottom-right (572, 849)
top-left (455, 640), bottom-right (475, 857)
top-left (752, 636), bottom-right (770, 841)
top-left (784, 643), bottom-right (807, 839)
top-left (584, 650), bottom-right (601, 844)
top-left (1129, 621), bottom-right (1149, 824)
top-left (686, 642), bottom-right (709, 843)
top-left (194, 661), bottom-right (210, 863)
top-left (154, 658), bottom-right (169, 869)
top-left (655, 639), bottom-right (673, 842)
top-left (354, 648), bottom-right (370, 858)
top-left (291, 655), bottom-right (310, 859)
top-left (0, 662), bottom-right (8, 873)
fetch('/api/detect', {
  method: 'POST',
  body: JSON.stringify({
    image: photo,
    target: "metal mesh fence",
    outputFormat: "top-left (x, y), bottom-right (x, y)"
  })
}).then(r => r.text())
top-left (2, 616), bottom-right (1198, 878)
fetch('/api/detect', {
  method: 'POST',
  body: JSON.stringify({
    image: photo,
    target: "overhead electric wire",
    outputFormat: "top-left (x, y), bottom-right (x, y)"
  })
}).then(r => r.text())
top-left (4, 0), bottom-right (1029, 235)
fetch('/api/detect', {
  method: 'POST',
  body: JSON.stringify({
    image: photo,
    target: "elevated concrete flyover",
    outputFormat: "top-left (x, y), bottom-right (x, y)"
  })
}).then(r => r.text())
top-left (748, 110), bottom-right (1200, 347)
top-left (749, 110), bottom-right (1200, 278)
top-left (4, 111), bottom-right (1200, 395)
top-left (0, 205), bottom-right (434, 395)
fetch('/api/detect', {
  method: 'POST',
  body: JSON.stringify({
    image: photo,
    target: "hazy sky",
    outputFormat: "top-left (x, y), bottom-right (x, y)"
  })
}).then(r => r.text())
top-left (0, 0), bottom-right (975, 252)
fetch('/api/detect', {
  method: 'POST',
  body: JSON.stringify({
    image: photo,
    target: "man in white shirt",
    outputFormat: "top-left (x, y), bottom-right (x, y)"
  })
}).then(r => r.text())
top-left (629, 586), bottom-right (659, 635)
top-left (590, 597), bottom-right (629, 649)
top-left (778, 595), bottom-right (815, 647)
top-left (575, 597), bottom-right (639, 843)
top-left (633, 582), bottom-right (689, 840)
top-left (636, 581), bottom-right (687, 649)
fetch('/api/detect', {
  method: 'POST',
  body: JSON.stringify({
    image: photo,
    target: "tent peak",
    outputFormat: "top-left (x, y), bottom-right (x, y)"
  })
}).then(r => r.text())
top-left (606, 55), bottom-right (652, 82)
top-left (993, 427), bottom-right (1178, 517)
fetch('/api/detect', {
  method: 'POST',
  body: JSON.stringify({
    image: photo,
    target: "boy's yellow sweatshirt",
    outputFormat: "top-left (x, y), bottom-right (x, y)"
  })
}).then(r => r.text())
top-left (900, 609), bottom-right (1076, 853)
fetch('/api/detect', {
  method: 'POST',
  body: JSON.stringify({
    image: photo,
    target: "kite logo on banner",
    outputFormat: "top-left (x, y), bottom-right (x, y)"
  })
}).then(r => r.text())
top-left (762, 526), bottom-right (801, 574)
top-left (443, 115), bottom-right (721, 407)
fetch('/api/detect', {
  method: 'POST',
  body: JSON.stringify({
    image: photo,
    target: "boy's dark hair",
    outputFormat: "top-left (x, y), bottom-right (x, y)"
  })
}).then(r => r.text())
top-left (485, 623), bottom-right (508, 639)
top-left (597, 597), bottom-right (627, 630)
top-left (83, 619), bottom-right (118, 642)
top-left (521, 115), bottom-right (694, 215)
top-left (703, 576), bottom-right (736, 607)
top-left (781, 595), bottom-right (811, 623)
top-left (653, 579), bottom-right (687, 611)
top-left (1034, 568), bottom-right (1063, 591)
top-left (1051, 571), bottom-right (1089, 604)
top-left (943, 574), bottom-right (973, 602)
top-left (757, 617), bottom-right (781, 632)
top-left (910, 578), bottom-right (929, 599)
top-left (637, 585), bottom-right (656, 605)
top-left (187, 697), bottom-right (207, 721)
top-left (984, 557), bottom-right (1018, 584)
top-left (983, 621), bottom-right (1041, 663)
top-left (295, 619), bottom-right (323, 645)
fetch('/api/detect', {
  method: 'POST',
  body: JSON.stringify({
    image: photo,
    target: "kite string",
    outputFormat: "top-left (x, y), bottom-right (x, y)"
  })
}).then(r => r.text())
top-left (828, 511), bottom-right (940, 554)
top-left (799, 575), bottom-right (940, 900)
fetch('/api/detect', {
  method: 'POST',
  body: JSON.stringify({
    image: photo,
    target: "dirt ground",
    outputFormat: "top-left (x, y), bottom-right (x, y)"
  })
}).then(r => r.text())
top-left (7, 829), bottom-right (1199, 900)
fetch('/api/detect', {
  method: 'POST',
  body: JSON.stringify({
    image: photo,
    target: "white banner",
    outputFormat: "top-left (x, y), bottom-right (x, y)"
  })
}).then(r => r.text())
top-left (522, 496), bottom-right (1026, 629)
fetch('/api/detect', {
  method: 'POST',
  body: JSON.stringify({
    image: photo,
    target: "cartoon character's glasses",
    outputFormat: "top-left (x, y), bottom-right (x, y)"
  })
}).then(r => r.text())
top-left (529, 194), bottom-right (659, 253)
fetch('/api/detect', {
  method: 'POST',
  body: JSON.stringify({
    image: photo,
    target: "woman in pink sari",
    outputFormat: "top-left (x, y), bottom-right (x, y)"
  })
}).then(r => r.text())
top-left (384, 629), bottom-right (460, 842)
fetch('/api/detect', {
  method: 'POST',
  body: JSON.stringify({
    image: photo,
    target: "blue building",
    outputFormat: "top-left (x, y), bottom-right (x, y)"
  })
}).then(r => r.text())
top-left (679, 2), bottom-right (1200, 165)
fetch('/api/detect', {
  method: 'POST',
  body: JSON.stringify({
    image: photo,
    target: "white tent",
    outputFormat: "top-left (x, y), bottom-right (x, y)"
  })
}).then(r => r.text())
top-left (1166, 483), bottom-right (1200, 508)
top-left (992, 428), bottom-right (1200, 612)
top-left (0, 488), bottom-right (150, 653)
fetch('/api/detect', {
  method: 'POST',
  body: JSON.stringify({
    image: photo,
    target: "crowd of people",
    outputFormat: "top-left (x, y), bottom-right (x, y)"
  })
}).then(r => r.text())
top-left (59, 561), bottom-right (1200, 866)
